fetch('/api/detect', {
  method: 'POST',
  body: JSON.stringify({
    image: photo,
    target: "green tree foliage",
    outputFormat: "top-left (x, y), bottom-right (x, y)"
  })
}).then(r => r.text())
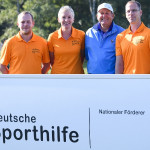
top-left (0, 0), bottom-right (150, 42)
top-left (22, 0), bottom-right (92, 39)
top-left (0, 0), bottom-right (19, 42)
top-left (22, 0), bottom-right (60, 38)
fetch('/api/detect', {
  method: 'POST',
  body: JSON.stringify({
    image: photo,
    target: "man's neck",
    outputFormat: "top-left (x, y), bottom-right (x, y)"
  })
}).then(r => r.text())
top-left (100, 22), bottom-right (113, 33)
top-left (101, 26), bottom-right (109, 32)
top-left (130, 21), bottom-right (142, 33)
top-left (20, 32), bottom-right (33, 42)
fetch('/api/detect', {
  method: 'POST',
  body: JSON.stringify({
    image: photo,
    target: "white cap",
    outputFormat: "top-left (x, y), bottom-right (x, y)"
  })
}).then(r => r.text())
top-left (97, 3), bottom-right (113, 13)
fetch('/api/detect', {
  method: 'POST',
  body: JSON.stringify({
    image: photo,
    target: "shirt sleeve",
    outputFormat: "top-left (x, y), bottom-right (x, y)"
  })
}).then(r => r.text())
top-left (148, 31), bottom-right (150, 50)
top-left (116, 33), bottom-right (123, 56)
top-left (0, 40), bottom-right (11, 65)
top-left (47, 33), bottom-right (54, 52)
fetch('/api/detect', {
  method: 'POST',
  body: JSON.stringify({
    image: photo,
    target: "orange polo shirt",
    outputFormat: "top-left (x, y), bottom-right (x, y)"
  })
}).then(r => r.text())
top-left (47, 27), bottom-right (85, 74)
top-left (116, 23), bottom-right (150, 74)
top-left (0, 32), bottom-right (50, 74)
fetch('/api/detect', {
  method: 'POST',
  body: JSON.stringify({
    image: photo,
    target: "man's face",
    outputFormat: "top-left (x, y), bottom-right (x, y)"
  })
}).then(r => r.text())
top-left (125, 2), bottom-right (142, 24)
top-left (17, 14), bottom-right (34, 35)
top-left (97, 8), bottom-right (114, 30)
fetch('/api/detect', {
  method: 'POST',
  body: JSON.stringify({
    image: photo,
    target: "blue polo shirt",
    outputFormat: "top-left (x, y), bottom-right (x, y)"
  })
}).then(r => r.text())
top-left (85, 22), bottom-right (124, 74)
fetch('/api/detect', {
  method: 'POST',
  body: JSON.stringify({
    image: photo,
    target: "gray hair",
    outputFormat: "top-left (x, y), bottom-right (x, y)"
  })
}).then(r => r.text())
top-left (58, 6), bottom-right (75, 19)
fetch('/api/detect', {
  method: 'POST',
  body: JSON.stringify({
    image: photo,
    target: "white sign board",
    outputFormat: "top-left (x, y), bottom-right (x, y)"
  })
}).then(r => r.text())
top-left (0, 75), bottom-right (150, 150)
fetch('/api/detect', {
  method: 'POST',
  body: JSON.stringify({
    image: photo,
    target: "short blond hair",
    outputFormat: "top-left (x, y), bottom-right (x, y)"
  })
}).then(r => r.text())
top-left (58, 6), bottom-right (75, 19)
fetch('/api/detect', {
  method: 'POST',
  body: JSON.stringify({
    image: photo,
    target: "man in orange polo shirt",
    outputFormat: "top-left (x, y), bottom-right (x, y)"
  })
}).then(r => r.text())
top-left (115, 1), bottom-right (150, 74)
top-left (0, 11), bottom-right (50, 74)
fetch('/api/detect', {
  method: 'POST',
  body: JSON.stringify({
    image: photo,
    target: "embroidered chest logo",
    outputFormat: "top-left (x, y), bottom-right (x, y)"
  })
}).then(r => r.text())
top-left (133, 36), bottom-right (144, 45)
top-left (111, 39), bottom-right (114, 43)
top-left (32, 48), bottom-right (40, 53)
top-left (72, 40), bottom-right (80, 46)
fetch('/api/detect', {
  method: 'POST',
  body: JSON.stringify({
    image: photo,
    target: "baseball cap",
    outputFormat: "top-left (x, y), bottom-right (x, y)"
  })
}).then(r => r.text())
top-left (97, 3), bottom-right (113, 13)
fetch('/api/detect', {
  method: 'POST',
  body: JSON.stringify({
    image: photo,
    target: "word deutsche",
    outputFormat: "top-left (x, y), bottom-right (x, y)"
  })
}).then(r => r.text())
top-left (0, 114), bottom-right (36, 123)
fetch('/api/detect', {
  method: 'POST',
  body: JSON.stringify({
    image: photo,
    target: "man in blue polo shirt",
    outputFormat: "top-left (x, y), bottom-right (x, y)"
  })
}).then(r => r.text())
top-left (85, 3), bottom-right (124, 74)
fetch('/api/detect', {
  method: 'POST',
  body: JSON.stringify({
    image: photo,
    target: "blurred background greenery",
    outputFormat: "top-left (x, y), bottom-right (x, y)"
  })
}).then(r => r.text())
top-left (0, 0), bottom-right (150, 74)
top-left (0, 0), bottom-right (150, 42)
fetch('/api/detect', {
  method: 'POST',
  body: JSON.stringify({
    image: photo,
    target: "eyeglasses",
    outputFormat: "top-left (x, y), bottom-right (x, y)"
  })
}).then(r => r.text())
top-left (126, 9), bottom-right (140, 14)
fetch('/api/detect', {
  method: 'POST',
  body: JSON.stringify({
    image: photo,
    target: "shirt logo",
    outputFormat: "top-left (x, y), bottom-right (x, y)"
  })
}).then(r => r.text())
top-left (133, 36), bottom-right (144, 45)
top-left (111, 40), bottom-right (114, 43)
top-left (72, 40), bottom-right (80, 46)
top-left (32, 48), bottom-right (40, 53)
